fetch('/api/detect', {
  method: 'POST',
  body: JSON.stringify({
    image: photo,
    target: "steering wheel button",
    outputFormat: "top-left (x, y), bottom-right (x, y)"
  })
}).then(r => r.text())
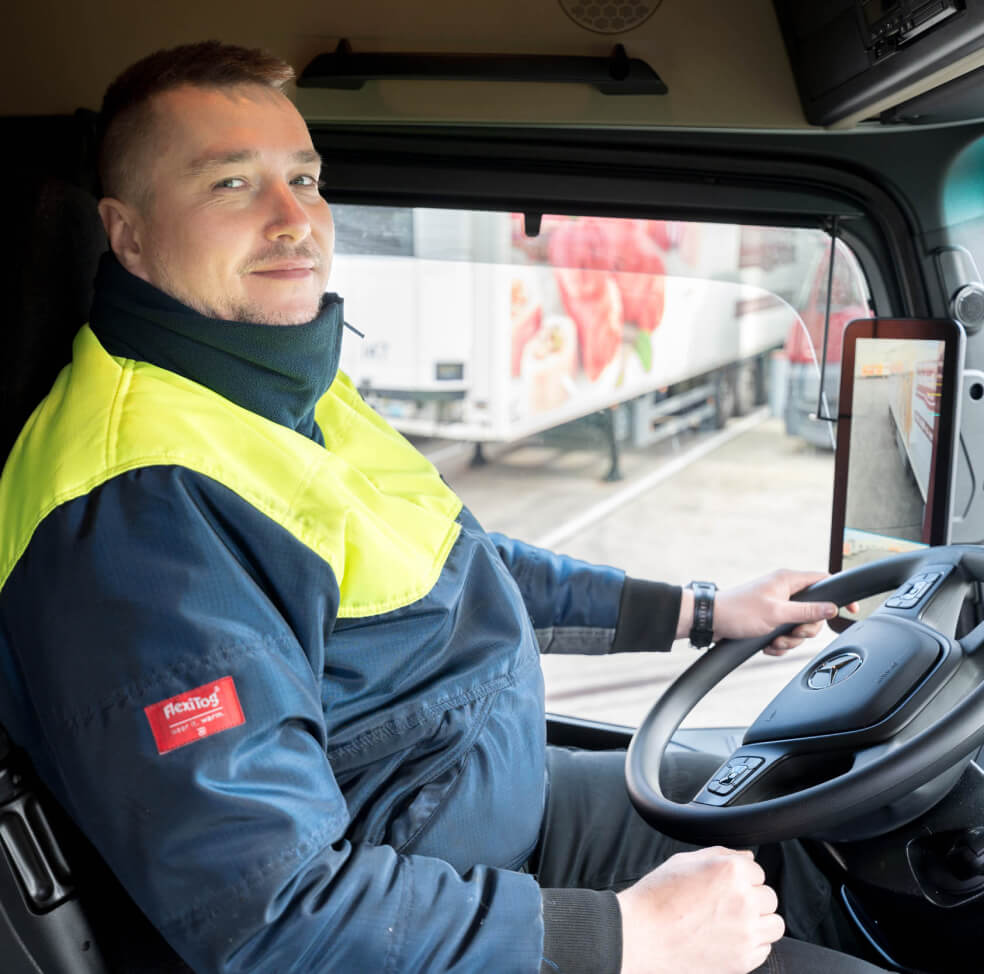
top-left (714, 764), bottom-right (751, 787)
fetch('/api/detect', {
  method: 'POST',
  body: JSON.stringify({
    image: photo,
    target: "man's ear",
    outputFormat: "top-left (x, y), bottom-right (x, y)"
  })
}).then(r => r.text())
top-left (97, 197), bottom-right (150, 281)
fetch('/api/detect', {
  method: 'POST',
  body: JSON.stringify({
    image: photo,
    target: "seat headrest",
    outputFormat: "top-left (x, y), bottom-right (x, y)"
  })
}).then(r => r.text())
top-left (1, 112), bottom-right (107, 464)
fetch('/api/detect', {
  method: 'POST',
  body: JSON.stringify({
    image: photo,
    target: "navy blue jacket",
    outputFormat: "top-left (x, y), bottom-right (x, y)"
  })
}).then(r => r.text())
top-left (0, 258), bottom-right (680, 973)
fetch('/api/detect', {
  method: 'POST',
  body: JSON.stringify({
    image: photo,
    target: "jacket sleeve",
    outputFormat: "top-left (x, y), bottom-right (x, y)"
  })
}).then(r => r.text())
top-left (0, 470), bottom-right (545, 974)
top-left (489, 532), bottom-right (681, 654)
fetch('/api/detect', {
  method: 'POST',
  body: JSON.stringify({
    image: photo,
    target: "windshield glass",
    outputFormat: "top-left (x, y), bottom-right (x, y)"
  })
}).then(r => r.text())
top-left (330, 204), bottom-right (873, 727)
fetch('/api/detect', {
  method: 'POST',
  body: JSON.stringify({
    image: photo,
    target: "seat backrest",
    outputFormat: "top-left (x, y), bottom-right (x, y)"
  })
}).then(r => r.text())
top-left (0, 112), bottom-right (192, 974)
top-left (1, 112), bottom-right (106, 464)
top-left (0, 726), bottom-right (111, 973)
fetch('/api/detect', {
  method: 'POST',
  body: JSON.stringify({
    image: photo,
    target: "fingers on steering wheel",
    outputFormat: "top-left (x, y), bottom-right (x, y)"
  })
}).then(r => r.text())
top-left (763, 645), bottom-right (790, 656)
top-left (765, 634), bottom-right (799, 653)
top-left (792, 622), bottom-right (822, 639)
top-left (764, 621), bottom-right (823, 654)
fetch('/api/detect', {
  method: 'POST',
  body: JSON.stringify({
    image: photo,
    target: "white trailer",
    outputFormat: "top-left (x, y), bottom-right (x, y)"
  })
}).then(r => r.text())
top-left (331, 208), bottom-right (812, 449)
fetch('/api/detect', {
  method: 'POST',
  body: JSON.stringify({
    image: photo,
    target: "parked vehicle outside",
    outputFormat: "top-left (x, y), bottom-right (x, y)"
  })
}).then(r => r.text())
top-left (783, 240), bottom-right (873, 449)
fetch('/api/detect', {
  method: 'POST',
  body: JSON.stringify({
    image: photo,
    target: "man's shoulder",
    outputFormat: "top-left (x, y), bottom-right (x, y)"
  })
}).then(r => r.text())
top-left (0, 325), bottom-right (321, 591)
top-left (1, 331), bottom-right (465, 618)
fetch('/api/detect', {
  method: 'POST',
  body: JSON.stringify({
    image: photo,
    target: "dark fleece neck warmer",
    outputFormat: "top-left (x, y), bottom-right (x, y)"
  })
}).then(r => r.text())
top-left (88, 252), bottom-right (345, 441)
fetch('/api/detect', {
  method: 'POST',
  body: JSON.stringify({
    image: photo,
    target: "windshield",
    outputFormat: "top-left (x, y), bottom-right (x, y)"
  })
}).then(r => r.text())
top-left (330, 204), bottom-right (874, 727)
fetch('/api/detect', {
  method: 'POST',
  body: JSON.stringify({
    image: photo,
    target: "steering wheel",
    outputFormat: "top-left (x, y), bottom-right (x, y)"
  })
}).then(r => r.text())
top-left (626, 545), bottom-right (984, 847)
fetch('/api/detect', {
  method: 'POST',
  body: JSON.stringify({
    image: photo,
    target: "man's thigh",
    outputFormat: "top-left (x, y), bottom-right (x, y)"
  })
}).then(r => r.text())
top-left (530, 745), bottom-right (715, 892)
top-left (530, 746), bottom-right (889, 974)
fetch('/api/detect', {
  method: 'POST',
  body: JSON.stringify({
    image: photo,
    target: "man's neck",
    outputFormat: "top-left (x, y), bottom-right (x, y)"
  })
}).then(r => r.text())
top-left (88, 252), bottom-right (345, 440)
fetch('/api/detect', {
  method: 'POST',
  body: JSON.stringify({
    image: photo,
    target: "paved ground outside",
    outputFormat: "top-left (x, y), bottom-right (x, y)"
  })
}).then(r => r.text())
top-left (420, 412), bottom-right (847, 729)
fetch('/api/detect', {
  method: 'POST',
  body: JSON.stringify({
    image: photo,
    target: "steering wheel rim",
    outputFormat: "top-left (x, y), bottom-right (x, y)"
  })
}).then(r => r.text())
top-left (626, 545), bottom-right (984, 847)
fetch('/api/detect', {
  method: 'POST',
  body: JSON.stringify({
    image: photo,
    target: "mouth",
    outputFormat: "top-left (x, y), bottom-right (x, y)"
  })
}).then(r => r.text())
top-left (249, 262), bottom-right (317, 281)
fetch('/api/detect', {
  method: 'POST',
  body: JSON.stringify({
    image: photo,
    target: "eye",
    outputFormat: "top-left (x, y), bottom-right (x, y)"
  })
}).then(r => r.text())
top-left (291, 174), bottom-right (323, 189)
top-left (213, 176), bottom-right (247, 190)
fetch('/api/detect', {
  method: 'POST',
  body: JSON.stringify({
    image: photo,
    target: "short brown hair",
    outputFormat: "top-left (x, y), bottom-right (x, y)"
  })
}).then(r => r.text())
top-left (97, 40), bottom-right (295, 204)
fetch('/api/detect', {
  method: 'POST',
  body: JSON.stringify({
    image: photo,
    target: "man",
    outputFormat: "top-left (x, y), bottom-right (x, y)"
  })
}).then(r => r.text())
top-left (0, 41), bottom-right (887, 974)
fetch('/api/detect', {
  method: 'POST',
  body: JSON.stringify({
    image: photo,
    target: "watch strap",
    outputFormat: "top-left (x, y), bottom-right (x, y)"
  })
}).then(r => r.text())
top-left (686, 580), bottom-right (717, 648)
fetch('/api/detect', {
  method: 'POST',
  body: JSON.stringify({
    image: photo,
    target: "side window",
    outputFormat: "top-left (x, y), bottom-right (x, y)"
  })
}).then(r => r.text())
top-left (328, 206), bottom-right (875, 728)
top-left (332, 205), bottom-right (414, 257)
top-left (812, 250), bottom-right (869, 314)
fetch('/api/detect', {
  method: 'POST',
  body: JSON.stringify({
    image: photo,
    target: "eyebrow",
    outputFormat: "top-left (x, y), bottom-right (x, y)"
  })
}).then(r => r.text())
top-left (183, 148), bottom-right (323, 177)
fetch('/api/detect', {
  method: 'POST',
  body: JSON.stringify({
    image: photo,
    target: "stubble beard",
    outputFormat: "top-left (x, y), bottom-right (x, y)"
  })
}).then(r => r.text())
top-left (149, 251), bottom-right (325, 326)
top-left (226, 296), bottom-right (323, 326)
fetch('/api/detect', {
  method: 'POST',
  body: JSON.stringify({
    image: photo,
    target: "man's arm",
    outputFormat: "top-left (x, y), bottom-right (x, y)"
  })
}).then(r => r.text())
top-left (489, 533), bottom-right (844, 657)
top-left (488, 532), bottom-right (682, 654)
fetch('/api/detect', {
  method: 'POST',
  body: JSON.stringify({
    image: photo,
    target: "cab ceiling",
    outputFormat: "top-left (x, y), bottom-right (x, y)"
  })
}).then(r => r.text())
top-left (4, 0), bottom-right (809, 128)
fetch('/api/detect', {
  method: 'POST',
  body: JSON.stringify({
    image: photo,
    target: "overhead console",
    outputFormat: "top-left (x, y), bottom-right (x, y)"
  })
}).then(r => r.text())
top-left (774, 0), bottom-right (984, 125)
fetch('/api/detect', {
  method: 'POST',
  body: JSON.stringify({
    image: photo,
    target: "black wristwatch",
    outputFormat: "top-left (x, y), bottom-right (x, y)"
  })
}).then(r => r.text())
top-left (686, 581), bottom-right (718, 648)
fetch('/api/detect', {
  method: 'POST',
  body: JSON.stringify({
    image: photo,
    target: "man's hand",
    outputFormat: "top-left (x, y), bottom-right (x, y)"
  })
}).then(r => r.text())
top-left (716, 568), bottom-right (846, 656)
top-left (617, 847), bottom-right (783, 974)
top-left (678, 569), bottom-right (856, 655)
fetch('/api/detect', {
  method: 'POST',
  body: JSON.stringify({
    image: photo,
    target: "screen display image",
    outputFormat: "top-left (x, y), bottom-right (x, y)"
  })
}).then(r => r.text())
top-left (842, 337), bottom-right (944, 571)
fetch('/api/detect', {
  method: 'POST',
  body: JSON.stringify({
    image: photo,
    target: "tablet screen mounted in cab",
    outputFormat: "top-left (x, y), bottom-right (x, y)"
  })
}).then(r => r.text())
top-left (829, 318), bottom-right (964, 582)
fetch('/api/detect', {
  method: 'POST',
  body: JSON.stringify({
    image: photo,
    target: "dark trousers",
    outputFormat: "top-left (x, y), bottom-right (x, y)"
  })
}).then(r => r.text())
top-left (528, 746), bottom-right (890, 974)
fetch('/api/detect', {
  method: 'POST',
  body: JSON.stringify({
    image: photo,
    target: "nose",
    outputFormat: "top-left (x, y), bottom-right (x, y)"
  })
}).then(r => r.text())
top-left (263, 180), bottom-right (311, 244)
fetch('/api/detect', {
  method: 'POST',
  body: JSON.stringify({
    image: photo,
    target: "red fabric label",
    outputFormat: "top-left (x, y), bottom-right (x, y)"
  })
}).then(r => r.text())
top-left (144, 676), bottom-right (245, 755)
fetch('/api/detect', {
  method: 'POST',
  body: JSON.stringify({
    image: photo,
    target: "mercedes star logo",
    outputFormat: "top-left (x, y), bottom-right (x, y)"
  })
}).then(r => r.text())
top-left (807, 651), bottom-right (863, 690)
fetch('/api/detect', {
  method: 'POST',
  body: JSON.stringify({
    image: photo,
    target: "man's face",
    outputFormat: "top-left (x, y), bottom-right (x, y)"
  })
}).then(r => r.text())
top-left (102, 83), bottom-right (334, 325)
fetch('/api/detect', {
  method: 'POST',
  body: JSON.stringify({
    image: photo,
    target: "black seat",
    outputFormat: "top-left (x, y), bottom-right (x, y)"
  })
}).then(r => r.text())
top-left (2, 113), bottom-right (105, 462)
